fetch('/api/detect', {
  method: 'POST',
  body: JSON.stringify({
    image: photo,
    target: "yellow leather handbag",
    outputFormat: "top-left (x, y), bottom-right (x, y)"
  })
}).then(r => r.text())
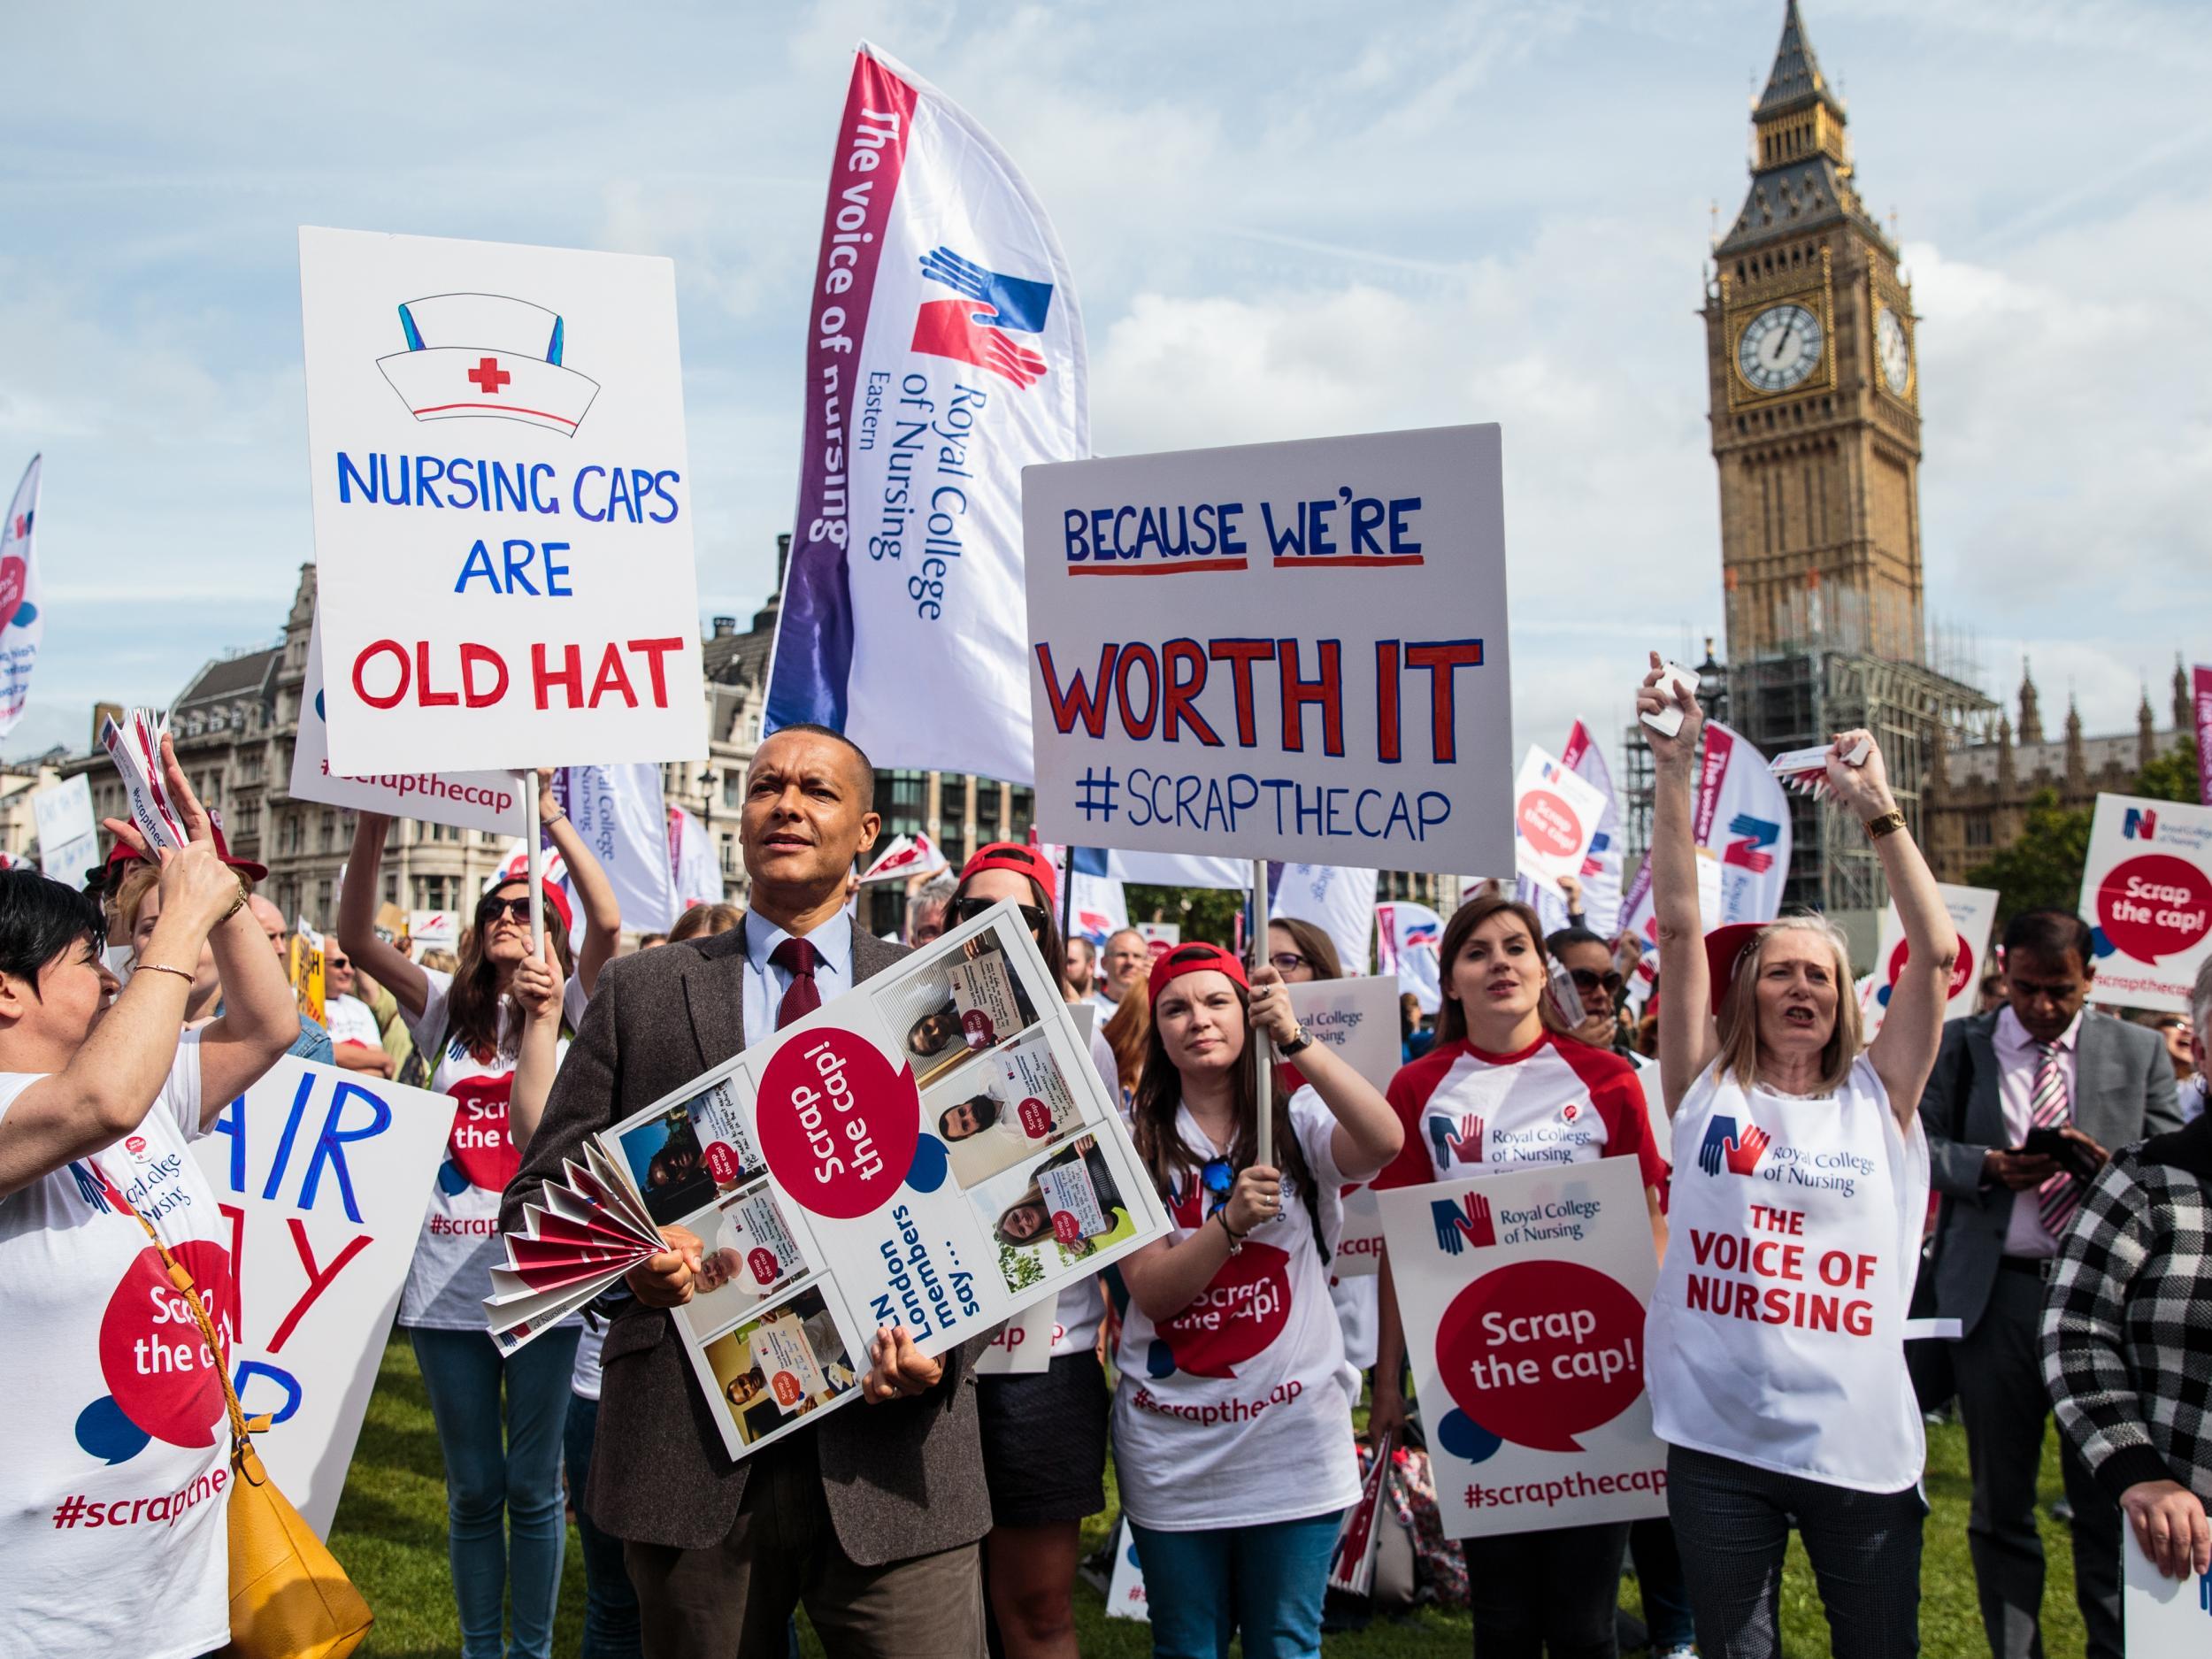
top-left (116, 1188), bottom-right (374, 1658)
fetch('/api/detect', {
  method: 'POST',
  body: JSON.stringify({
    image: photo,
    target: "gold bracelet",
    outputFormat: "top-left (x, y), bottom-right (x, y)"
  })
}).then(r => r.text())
top-left (1863, 808), bottom-right (1907, 840)
top-left (222, 875), bottom-right (250, 920)
top-left (135, 963), bottom-right (197, 985)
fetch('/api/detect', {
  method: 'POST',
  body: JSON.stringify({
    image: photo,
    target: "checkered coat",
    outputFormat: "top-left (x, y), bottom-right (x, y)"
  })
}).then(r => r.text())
top-left (2040, 1116), bottom-right (2212, 1503)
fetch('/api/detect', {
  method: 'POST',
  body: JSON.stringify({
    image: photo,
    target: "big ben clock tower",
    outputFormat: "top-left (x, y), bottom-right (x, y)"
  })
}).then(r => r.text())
top-left (1664, 1), bottom-right (1993, 931)
top-left (1705, 0), bottom-right (1924, 664)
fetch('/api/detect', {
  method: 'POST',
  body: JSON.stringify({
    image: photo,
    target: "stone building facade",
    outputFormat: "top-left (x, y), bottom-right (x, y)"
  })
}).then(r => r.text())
top-left (1924, 660), bottom-right (2196, 882)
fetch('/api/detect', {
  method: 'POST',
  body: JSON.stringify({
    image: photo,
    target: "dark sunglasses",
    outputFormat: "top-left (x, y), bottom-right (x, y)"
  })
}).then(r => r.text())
top-left (1570, 967), bottom-right (1623, 994)
top-left (478, 895), bottom-right (533, 925)
top-left (949, 895), bottom-right (1048, 934)
top-left (1199, 1156), bottom-right (1233, 1217)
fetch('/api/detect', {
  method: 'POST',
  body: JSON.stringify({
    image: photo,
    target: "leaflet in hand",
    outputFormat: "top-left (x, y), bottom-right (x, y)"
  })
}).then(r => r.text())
top-left (488, 901), bottom-right (1170, 1463)
top-left (99, 707), bottom-right (191, 852)
top-left (1638, 664), bottom-right (1701, 738)
top-left (1768, 736), bottom-right (1871, 801)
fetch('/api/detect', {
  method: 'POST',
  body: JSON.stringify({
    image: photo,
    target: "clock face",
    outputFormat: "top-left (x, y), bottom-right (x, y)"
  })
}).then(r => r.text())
top-left (1736, 303), bottom-right (1824, 394)
top-left (1875, 306), bottom-right (1911, 395)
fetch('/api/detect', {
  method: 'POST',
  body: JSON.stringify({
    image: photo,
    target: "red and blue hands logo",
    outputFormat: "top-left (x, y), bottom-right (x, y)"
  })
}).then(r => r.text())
top-left (912, 246), bottom-right (1054, 390)
top-left (1432, 1192), bottom-right (1497, 1255)
top-left (1723, 813), bottom-right (1781, 874)
top-left (1427, 1111), bottom-right (1484, 1170)
top-left (1696, 1115), bottom-right (1771, 1179)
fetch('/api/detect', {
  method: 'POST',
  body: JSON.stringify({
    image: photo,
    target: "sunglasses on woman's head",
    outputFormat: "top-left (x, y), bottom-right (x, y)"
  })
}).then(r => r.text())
top-left (948, 895), bottom-right (1048, 933)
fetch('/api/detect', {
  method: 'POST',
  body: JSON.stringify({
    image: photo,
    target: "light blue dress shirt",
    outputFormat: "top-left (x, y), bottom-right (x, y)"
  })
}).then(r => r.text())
top-left (740, 909), bottom-right (855, 1039)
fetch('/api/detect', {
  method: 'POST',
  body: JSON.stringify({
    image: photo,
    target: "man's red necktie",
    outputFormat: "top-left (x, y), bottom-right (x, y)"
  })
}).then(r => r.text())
top-left (772, 936), bottom-right (822, 1029)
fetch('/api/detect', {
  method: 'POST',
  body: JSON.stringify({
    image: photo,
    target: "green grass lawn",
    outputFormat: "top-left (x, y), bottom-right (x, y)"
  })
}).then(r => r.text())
top-left (334, 1333), bottom-right (2086, 1656)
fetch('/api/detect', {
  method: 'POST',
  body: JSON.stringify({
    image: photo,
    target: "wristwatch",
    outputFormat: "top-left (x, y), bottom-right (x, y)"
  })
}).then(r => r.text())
top-left (1863, 809), bottom-right (1906, 840)
top-left (1277, 1025), bottom-right (1315, 1058)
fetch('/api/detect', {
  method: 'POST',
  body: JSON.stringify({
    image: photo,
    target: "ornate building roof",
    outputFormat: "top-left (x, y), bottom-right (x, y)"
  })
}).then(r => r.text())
top-left (1717, 2), bottom-right (1892, 258)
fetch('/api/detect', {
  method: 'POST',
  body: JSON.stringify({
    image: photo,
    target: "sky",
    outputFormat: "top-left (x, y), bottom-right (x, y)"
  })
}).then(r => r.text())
top-left (3, 0), bottom-right (2207, 774)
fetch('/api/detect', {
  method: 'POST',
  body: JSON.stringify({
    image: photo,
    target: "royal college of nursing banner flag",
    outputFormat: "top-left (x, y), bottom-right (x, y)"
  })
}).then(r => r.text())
top-left (767, 44), bottom-right (1087, 784)
top-left (1618, 719), bottom-right (1793, 950)
top-left (0, 456), bottom-right (45, 738)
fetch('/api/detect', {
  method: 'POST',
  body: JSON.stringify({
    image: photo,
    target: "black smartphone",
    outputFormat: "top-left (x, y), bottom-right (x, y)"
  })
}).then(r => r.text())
top-left (2021, 1125), bottom-right (2101, 1183)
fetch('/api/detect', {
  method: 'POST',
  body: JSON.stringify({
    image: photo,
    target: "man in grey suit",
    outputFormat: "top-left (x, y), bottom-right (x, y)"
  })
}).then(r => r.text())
top-left (1922, 908), bottom-right (2182, 1659)
top-left (503, 725), bottom-right (991, 1658)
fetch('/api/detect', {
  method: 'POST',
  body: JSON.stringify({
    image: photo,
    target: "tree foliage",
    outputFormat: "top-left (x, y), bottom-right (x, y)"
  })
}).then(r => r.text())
top-left (2133, 741), bottom-right (2201, 804)
top-left (1124, 883), bottom-right (1247, 946)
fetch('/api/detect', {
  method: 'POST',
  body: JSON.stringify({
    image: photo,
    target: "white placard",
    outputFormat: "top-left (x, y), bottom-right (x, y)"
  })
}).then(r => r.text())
top-left (194, 1058), bottom-right (458, 1536)
top-left (33, 773), bottom-right (98, 882)
top-left (2078, 793), bottom-right (2212, 1014)
top-left (1289, 975), bottom-right (1403, 1278)
top-left (1865, 882), bottom-right (1999, 1034)
top-left (1024, 425), bottom-right (1513, 875)
top-left (406, 911), bottom-right (460, 954)
top-left (299, 226), bottom-right (707, 774)
top-left (2123, 1525), bottom-right (2212, 1655)
top-left (1104, 1517), bottom-right (1151, 1622)
top-left (973, 1296), bottom-right (1055, 1377)
top-left (289, 614), bottom-right (527, 834)
top-left (1513, 746), bottom-right (1606, 889)
top-left (1376, 1156), bottom-right (1667, 1537)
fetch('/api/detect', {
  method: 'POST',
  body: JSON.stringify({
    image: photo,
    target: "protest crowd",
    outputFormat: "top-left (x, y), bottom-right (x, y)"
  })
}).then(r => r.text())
top-left (3, 8), bottom-right (2209, 1659)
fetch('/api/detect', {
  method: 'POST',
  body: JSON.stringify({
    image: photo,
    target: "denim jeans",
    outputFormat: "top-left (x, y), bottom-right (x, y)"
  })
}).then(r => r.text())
top-left (562, 1390), bottom-right (642, 1659)
top-left (410, 1325), bottom-right (579, 1659)
top-left (1130, 1510), bottom-right (1344, 1659)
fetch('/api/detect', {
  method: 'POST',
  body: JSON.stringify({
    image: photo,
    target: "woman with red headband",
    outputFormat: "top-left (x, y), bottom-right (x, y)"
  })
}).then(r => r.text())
top-left (943, 841), bottom-right (1123, 1659)
top-left (337, 776), bottom-right (622, 1659)
top-left (1366, 890), bottom-right (1669, 1658)
top-left (1636, 654), bottom-right (1953, 1658)
top-left (1113, 940), bottom-right (1402, 1659)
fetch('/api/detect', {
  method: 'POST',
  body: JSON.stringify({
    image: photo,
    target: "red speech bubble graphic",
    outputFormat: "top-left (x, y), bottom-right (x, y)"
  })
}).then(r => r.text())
top-left (770, 1370), bottom-right (804, 1408)
top-left (1156, 1242), bottom-right (1292, 1379)
top-left (2097, 854), bottom-right (2212, 964)
top-left (445, 1073), bottom-right (518, 1194)
top-left (1435, 1260), bottom-right (1645, 1453)
top-left (1885, 933), bottom-right (1975, 1002)
top-left (704, 1141), bottom-right (741, 1185)
top-left (961, 1009), bottom-right (996, 1049)
top-left (99, 1240), bottom-right (235, 1449)
top-left (757, 1026), bottom-right (919, 1220)
top-left (748, 1248), bottom-right (780, 1287)
top-left (1018, 1097), bottom-right (1055, 1139)
top-left (1517, 789), bottom-right (1584, 862)
top-left (1051, 1210), bottom-right (1084, 1244)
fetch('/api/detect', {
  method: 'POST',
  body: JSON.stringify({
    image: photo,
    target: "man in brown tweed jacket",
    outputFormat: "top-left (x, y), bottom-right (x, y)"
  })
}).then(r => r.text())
top-left (503, 726), bottom-right (990, 1657)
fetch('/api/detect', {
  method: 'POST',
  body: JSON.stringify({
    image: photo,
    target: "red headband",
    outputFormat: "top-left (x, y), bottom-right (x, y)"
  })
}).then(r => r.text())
top-left (1148, 941), bottom-right (1248, 1009)
top-left (957, 841), bottom-right (1057, 911)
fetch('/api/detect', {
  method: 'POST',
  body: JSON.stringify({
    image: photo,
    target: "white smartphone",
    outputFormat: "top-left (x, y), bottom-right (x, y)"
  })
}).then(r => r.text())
top-left (1640, 663), bottom-right (1700, 738)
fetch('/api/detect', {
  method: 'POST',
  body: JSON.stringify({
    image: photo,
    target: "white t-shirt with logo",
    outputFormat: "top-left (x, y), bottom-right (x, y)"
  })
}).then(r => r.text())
top-left (1647, 1054), bottom-right (1930, 1493)
top-left (323, 992), bottom-right (382, 1049)
top-left (1110, 1088), bottom-right (1360, 1532)
top-left (401, 968), bottom-right (575, 1331)
top-left (0, 1036), bottom-right (234, 1659)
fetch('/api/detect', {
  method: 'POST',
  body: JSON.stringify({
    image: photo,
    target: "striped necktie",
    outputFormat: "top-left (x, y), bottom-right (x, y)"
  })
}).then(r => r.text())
top-left (2030, 1041), bottom-right (2079, 1236)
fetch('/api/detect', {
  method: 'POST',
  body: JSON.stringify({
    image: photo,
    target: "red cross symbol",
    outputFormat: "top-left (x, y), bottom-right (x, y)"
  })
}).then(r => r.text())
top-left (467, 357), bottom-right (512, 395)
